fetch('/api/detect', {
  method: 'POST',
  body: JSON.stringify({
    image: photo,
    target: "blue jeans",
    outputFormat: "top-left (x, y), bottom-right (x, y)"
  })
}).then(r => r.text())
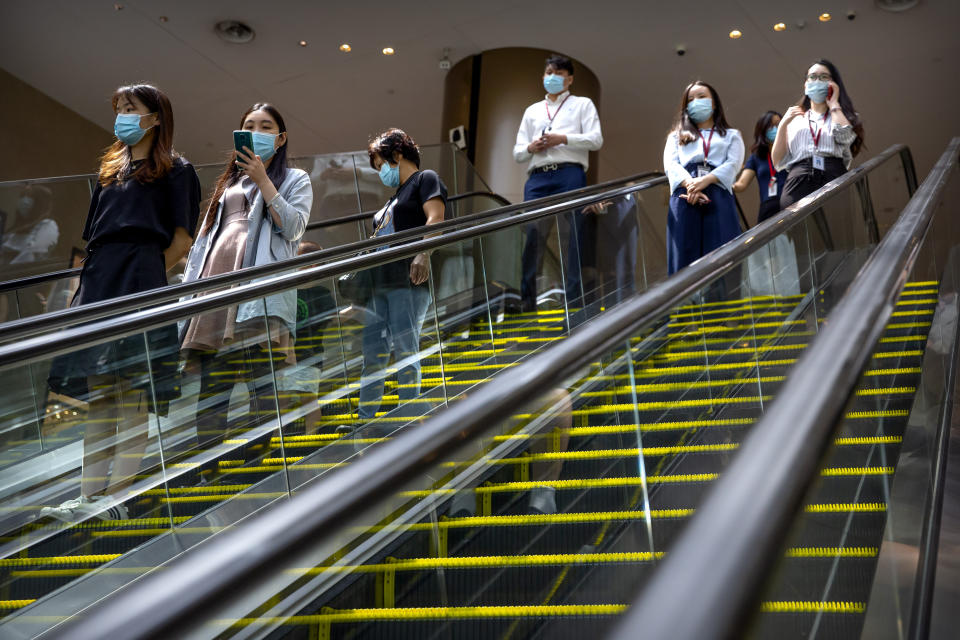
top-left (358, 285), bottom-right (431, 420)
top-left (520, 165), bottom-right (588, 309)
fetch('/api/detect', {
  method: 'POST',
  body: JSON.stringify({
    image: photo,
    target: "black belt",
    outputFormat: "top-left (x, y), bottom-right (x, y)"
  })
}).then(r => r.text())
top-left (790, 157), bottom-right (845, 175)
top-left (530, 162), bottom-right (583, 174)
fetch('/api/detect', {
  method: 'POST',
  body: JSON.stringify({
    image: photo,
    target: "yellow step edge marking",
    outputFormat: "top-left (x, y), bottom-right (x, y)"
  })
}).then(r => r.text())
top-left (10, 568), bottom-right (150, 578)
top-left (820, 467), bottom-right (894, 476)
top-left (784, 547), bottom-right (878, 558)
top-left (142, 484), bottom-right (253, 496)
top-left (219, 604), bottom-right (629, 626)
top-left (805, 503), bottom-right (886, 513)
top-left (492, 444), bottom-right (739, 465)
top-left (833, 436), bottom-right (902, 446)
top-left (0, 600), bottom-right (35, 610)
top-left (161, 493), bottom-right (286, 504)
top-left (0, 554), bottom-right (121, 567)
top-left (902, 280), bottom-right (939, 287)
top-left (290, 552), bottom-right (665, 575)
top-left (760, 601), bottom-right (866, 613)
top-left (855, 386), bottom-right (915, 396)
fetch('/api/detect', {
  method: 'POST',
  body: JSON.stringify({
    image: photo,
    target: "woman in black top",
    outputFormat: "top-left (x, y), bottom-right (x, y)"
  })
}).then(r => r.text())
top-left (733, 111), bottom-right (788, 224)
top-left (44, 84), bottom-right (200, 522)
top-left (349, 129), bottom-right (446, 430)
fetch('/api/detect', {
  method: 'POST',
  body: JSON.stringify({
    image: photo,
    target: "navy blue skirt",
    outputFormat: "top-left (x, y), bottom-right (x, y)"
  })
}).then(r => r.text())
top-left (47, 240), bottom-right (180, 414)
top-left (667, 168), bottom-right (741, 275)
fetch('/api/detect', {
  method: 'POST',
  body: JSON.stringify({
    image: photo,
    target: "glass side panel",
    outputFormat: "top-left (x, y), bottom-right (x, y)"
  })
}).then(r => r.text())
top-left (0, 144), bottom-right (478, 300)
top-left (0, 176), bottom-right (93, 285)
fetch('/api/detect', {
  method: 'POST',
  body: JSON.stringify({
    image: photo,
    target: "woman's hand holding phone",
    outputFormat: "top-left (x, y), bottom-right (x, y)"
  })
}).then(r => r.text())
top-left (236, 146), bottom-right (269, 188)
top-left (827, 81), bottom-right (841, 109)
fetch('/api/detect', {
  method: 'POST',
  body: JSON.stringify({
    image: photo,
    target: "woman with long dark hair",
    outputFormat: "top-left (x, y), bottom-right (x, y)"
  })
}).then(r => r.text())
top-left (43, 84), bottom-right (200, 521)
top-left (180, 103), bottom-right (312, 481)
top-left (771, 59), bottom-right (864, 209)
top-left (663, 80), bottom-right (745, 274)
top-left (734, 111), bottom-right (789, 224)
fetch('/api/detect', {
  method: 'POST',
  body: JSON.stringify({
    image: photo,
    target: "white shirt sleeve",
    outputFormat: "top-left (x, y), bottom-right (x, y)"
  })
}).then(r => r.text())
top-left (564, 98), bottom-right (603, 151)
top-left (663, 133), bottom-right (691, 194)
top-left (711, 130), bottom-right (745, 192)
top-left (513, 107), bottom-right (535, 163)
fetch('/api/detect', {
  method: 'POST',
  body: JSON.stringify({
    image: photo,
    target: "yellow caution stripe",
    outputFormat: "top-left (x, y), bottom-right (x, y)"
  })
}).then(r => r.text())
top-left (0, 600), bottom-right (35, 610)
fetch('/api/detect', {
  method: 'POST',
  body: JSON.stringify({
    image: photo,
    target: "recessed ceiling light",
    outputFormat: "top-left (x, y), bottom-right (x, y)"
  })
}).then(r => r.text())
top-left (382, 47), bottom-right (395, 55)
top-left (298, 40), bottom-right (308, 47)
top-left (215, 20), bottom-right (256, 44)
top-left (339, 43), bottom-right (352, 52)
top-left (773, 22), bottom-right (786, 31)
top-left (819, 13), bottom-right (832, 21)
top-left (729, 29), bottom-right (742, 39)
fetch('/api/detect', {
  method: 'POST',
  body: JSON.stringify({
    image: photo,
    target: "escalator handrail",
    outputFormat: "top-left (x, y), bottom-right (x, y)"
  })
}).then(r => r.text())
top-left (45, 144), bottom-right (916, 640)
top-left (0, 190), bottom-right (509, 296)
top-left (0, 174), bottom-right (668, 366)
top-left (608, 138), bottom-right (960, 640)
top-left (0, 173), bottom-right (659, 343)
top-left (304, 190), bottom-right (511, 230)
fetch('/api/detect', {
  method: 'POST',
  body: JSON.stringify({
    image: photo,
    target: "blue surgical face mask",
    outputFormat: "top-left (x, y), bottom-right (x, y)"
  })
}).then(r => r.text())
top-left (543, 74), bottom-right (565, 95)
top-left (686, 98), bottom-right (713, 124)
top-left (805, 80), bottom-right (829, 104)
top-left (114, 112), bottom-right (154, 146)
top-left (379, 162), bottom-right (400, 188)
top-left (765, 126), bottom-right (778, 143)
top-left (251, 131), bottom-right (279, 162)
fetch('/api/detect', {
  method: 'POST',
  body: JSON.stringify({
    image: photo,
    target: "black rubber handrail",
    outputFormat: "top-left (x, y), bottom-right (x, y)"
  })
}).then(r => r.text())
top-left (42, 145), bottom-right (915, 640)
top-left (0, 190), bottom-right (509, 296)
top-left (0, 172), bottom-right (659, 343)
top-left (0, 174), bottom-right (668, 366)
top-left (608, 139), bottom-right (959, 640)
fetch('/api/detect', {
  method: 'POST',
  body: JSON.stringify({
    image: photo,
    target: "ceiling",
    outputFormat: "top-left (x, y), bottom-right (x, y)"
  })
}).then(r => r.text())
top-left (0, 0), bottom-right (956, 190)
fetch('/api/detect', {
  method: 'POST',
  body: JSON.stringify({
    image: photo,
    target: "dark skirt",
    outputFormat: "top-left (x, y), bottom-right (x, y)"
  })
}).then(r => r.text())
top-left (667, 179), bottom-right (741, 275)
top-left (47, 240), bottom-right (180, 415)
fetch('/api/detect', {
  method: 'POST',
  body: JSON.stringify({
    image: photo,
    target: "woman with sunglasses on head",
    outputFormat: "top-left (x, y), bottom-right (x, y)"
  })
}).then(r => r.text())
top-left (771, 59), bottom-right (864, 211)
top-left (180, 103), bottom-right (312, 482)
top-left (734, 111), bottom-right (788, 224)
top-left (44, 84), bottom-right (200, 521)
top-left (663, 80), bottom-right (744, 275)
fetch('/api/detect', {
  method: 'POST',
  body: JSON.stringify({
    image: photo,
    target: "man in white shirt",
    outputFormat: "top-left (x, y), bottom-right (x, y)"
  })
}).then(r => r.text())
top-left (513, 54), bottom-right (603, 314)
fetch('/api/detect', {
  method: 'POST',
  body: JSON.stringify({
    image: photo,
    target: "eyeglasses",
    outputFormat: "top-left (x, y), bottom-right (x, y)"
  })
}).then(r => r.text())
top-left (806, 73), bottom-right (832, 82)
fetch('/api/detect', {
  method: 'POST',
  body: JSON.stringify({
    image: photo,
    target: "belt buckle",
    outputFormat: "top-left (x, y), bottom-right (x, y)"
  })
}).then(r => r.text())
top-left (544, 163), bottom-right (558, 172)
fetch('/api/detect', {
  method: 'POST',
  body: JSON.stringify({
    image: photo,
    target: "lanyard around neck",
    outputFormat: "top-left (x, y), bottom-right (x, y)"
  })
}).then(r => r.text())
top-left (807, 111), bottom-right (830, 150)
top-left (545, 94), bottom-right (571, 126)
top-left (699, 128), bottom-right (715, 162)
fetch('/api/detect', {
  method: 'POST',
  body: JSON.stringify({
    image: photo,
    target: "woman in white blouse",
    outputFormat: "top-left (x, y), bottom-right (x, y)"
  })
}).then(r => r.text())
top-left (771, 59), bottom-right (864, 211)
top-left (663, 81), bottom-right (745, 274)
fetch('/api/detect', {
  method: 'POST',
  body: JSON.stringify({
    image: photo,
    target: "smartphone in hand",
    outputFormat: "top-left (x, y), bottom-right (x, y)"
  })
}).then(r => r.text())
top-left (827, 85), bottom-right (834, 101)
top-left (233, 130), bottom-right (254, 158)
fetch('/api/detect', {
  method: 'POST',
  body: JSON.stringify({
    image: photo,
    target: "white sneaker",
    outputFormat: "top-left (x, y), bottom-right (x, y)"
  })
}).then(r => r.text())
top-left (40, 496), bottom-right (90, 523)
top-left (528, 486), bottom-right (557, 515)
top-left (79, 495), bottom-right (129, 521)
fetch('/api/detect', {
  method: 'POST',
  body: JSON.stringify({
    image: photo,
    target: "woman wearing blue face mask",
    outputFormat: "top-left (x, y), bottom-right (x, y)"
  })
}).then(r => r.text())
top-left (43, 84), bottom-right (200, 522)
top-left (180, 103), bottom-right (312, 482)
top-left (344, 128), bottom-right (446, 433)
top-left (771, 59), bottom-right (864, 212)
top-left (734, 111), bottom-right (788, 224)
top-left (663, 81), bottom-right (745, 274)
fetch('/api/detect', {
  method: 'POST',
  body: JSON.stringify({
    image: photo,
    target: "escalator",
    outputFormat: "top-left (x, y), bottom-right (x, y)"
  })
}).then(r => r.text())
top-left (0, 142), bottom-right (940, 639)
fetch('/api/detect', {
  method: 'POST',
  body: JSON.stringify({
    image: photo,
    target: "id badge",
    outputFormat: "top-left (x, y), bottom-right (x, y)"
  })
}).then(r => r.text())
top-left (767, 179), bottom-right (778, 198)
top-left (696, 164), bottom-right (710, 178)
top-left (812, 154), bottom-right (825, 171)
